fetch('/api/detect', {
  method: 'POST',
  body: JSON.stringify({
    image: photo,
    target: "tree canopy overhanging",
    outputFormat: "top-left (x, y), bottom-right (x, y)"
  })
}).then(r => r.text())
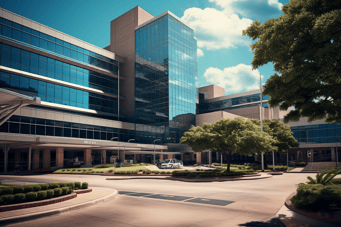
top-left (242, 0), bottom-right (341, 123)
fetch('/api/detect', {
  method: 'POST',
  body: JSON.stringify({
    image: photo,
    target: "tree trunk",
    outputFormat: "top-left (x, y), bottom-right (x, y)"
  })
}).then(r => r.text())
top-left (226, 150), bottom-right (232, 173)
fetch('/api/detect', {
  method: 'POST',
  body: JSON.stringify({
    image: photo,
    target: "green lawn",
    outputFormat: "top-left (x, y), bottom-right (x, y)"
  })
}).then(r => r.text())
top-left (54, 166), bottom-right (148, 174)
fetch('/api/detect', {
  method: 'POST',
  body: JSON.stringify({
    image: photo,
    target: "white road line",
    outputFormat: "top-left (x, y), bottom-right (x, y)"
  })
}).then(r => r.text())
top-left (182, 197), bottom-right (197, 202)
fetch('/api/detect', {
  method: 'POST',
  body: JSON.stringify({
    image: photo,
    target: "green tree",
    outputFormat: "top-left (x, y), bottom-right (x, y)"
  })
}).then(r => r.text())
top-left (242, 0), bottom-right (341, 123)
top-left (180, 117), bottom-right (276, 172)
top-left (251, 119), bottom-right (299, 170)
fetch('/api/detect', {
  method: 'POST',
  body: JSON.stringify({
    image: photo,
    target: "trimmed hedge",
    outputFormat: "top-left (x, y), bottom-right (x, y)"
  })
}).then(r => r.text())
top-left (94, 164), bottom-right (116, 168)
top-left (291, 183), bottom-right (341, 212)
top-left (46, 189), bottom-right (54, 198)
top-left (13, 186), bottom-right (25, 194)
top-left (54, 188), bottom-right (62, 197)
top-left (14, 193), bottom-right (26, 203)
top-left (82, 182), bottom-right (88, 189)
top-left (75, 182), bottom-right (81, 189)
top-left (40, 184), bottom-right (49, 190)
top-left (26, 192), bottom-right (37, 201)
top-left (37, 191), bottom-right (47, 200)
top-left (49, 183), bottom-right (59, 189)
top-left (61, 187), bottom-right (69, 195)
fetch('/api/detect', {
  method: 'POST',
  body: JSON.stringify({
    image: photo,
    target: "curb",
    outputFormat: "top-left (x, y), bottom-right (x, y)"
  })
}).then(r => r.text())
top-left (0, 188), bottom-right (118, 225)
top-left (285, 192), bottom-right (341, 225)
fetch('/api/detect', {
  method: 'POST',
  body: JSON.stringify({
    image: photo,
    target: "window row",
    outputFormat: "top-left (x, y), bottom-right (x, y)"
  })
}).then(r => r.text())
top-left (0, 43), bottom-right (118, 95)
top-left (0, 18), bottom-right (118, 73)
top-left (0, 72), bottom-right (118, 114)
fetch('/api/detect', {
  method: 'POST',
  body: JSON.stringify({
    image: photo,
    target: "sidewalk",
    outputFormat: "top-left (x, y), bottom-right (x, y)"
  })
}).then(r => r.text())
top-left (0, 187), bottom-right (118, 226)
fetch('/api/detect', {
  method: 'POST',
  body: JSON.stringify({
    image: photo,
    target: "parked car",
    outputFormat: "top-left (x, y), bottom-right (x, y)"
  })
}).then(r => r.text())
top-left (161, 159), bottom-right (183, 169)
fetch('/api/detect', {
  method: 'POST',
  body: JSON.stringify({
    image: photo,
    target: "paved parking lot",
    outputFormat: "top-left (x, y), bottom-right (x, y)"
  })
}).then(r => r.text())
top-left (0, 172), bottom-right (317, 226)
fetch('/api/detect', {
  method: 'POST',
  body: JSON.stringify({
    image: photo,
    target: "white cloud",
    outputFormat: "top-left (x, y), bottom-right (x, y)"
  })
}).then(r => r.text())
top-left (268, 0), bottom-right (283, 10)
top-left (181, 7), bottom-right (253, 50)
top-left (197, 48), bottom-right (204, 57)
top-left (203, 64), bottom-right (262, 93)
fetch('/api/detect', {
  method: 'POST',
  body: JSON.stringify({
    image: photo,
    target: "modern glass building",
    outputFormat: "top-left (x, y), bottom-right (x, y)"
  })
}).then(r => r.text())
top-left (134, 12), bottom-right (197, 144)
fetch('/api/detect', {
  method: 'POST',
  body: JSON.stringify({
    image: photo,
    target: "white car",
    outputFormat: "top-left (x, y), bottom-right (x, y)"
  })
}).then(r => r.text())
top-left (161, 159), bottom-right (183, 169)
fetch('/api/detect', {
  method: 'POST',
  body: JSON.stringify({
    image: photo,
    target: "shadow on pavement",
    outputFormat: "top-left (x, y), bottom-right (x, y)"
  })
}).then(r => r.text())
top-left (239, 217), bottom-right (285, 227)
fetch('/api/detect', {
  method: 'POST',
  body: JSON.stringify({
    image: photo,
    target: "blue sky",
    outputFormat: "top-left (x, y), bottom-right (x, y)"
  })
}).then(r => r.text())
top-left (0, 0), bottom-right (290, 95)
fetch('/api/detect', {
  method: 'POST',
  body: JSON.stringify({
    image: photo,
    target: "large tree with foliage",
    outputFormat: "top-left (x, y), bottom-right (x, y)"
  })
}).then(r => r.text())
top-left (180, 117), bottom-right (276, 172)
top-left (242, 0), bottom-right (341, 123)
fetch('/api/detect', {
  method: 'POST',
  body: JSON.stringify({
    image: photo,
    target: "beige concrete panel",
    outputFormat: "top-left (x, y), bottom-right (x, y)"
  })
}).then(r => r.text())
top-left (54, 112), bottom-right (63, 121)
top-left (29, 108), bottom-right (36, 118)
top-left (71, 115), bottom-right (80, 123)
top-left (198, 85), bottom-right (225, 99)
top-left (22, 18), bottom-right (32, 28)
top-left (30, 22), bottom-right (40, 31)
top-left (39, 25), bottom-right (56, 37)
top-left (222, 111), bottom-right (242, 120)
top-left (20, 108), bottom-right (31, 117)
top-left (116, 23), bottom-right (136, 41)
top-left (63, 114), bottom-right (72, 122)
top-left (115, 9), bottom-right (135, 31)
top-left (79, 116), bottom-right (88, 124)
top-left (11, 14), bottom-right (22, 24)
top-left (54, 31), bottom-right (64, 40)
top-left (93, 118), bottom-right (101, 126)
top-left (137, 6), bottom-right (154, 26)
top-left (36, 109), bottom-right (46, 119)
top-left (196, 111), bottom-right (222, 127)
top-left (68, 37), bottom-right (82, 48)
top-left (45, 111), bottom-right (55, 120)
top-left (85, 117), bottom-right (94, 125)
top-left (63, 34), bottom-right (71, 43)
top-left (2, 10), bottom-right (12, 21)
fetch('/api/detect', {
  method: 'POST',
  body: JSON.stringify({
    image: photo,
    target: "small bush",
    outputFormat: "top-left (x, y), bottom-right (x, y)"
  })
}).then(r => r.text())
top-left (67, 186), bottom-right (73, 194)
top-left (297, 162), bottom-right (307, 167)
top-left (94, 164), bottom-right (116, 168)
top-left (46, 189), bottom-right (54, 198)
top-left (54, 188), bottom-right (63, 197)
top-left (13, 186), bottom-right (25, 194)
top-left (83, 169), bottom-right (87, 171)
top-left (3, 187), bottom-right (13, 195)
top-left (32, 185), bottom-right (41, 192)
top-left (82, 182), bottom-right (88, 189)
top-left (166, 171), bottom-right (171, 174)
top-left (62, 169), bottom-right (65, 171)
top-left (49, 183), bottom-right (59, 189)
top-left (66, 169), bottom-right (71, 171)
top-left (151, 171), bottom-right (160, 174)
top-left (26, 192), bottom-right (38, 201)
top-left (14, 193), bottom-right (26, 203)
top-left (58, 183), bottom-right (67, 187)
top-left (67, 182), bottom-right (75, 189)
top-left (88, 169), bottom-right (93, 171)
top-left (37, 191), bottom-right (47, 200)
top-left (75, 182), bottom-right (81, 188)
top-left (61, 187), bottom-right (69, 195)
top-left (108, 169), bottom-right (114, 172)
top-left (77, 169), bottom-right (82, 172)
top-left (39, 184), bottom-right (49, 190)
top-left (194, 164), bottom-right (198, 167)
top-left (1, 194), bottom-right (14, 204)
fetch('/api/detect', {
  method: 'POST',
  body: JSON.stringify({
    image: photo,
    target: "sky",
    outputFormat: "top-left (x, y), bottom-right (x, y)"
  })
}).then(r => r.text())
top-left (0, 0), bottom-right (290, 95)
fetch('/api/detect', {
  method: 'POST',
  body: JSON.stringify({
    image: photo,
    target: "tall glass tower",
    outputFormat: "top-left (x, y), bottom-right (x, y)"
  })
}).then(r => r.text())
top-left (135, 12), bottom-right (197, 144)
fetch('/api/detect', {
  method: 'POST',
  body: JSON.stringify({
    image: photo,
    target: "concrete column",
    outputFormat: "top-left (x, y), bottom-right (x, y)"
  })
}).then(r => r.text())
top-left (216, 152), bottom-right (219, 161)
top-left (159, 153), bottom-right (163, 162)
top-left (3, 147), bottom-right (9, 173)
top-left (331, 147), bottom-right (336, 162)
top-left (14, 152), bottom-right (21, 164)
top-left (101, 150), bottom-right (106, 164)
top-left (32, 149), bottom-right (40, 169)
top-left (168, 154), bottom-right (173, 159)
top-left (133, 154), bottom-right (137, 164)
top-left (43, 149), bottom-right (51, 168)
top-left (56, 148), bottom-right (64, 167)
top-left (209, 150), bottom-right (212, 166)
top-left (84, 148), bottom-right (91, 165)
top-left (119, 150), bottom-right (125, 162)
top-left (28, 147), bottom-right (32, 170)
top-left (196, 152), bottom-right (202, 164)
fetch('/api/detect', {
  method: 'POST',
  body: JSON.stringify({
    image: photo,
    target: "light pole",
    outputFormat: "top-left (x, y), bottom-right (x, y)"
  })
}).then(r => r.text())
top-left (111, 137), bottom-right (119, 160)
top-left (153, 139), bottom-right (161, 164)
top-left (125, 139), bottom-right (135, 164)
top-left (260, 74), bottom-right (264, 172)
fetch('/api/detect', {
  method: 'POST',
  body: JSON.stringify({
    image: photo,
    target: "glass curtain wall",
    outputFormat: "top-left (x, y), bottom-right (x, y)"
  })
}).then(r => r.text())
top-left (135, 13), bottom-right (197, 144)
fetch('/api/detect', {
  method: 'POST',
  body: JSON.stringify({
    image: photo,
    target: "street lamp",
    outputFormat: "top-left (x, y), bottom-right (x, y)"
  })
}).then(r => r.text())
top-left (111, 137), bottom-right (119, 159)
top-left (125, 139), bottom-right (135, 164)
top-left (260, 74), bottom-right (264, 172)
top-left (153, 139), bottom-right (161, 164)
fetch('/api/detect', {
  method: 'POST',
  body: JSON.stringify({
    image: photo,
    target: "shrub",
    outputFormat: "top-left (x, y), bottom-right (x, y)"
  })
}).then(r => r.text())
top-left (13, 186), bottom-right (25, 194)
top-left (140, 163), bottom-right (146, 166)
top-left (1, 194), bottom-right (14, 204)
top-left (297, 162), bottom-right (307, 167)
top-left (331, 179), bottom-right (341, 185)
top-left (37, 191), bottom-right (47, 200)
top-left (151, 170), bottom-right (159, 174)
top-left (166, 171), bottom-right (171, 174)
top-left (46, 189), bottom-right (54, 198)
top-left (58, 183), bottom-right (67, 187)
top-left (0, 197), bottom-right (4, 205)
top-left (0, 188), bottom-right (3, 196)
top-left (212, 163), bottom-right (221, 166)
top-left (67, 182), bottom-right (75, 189)
top-left (83, 169), bottom-right (87, 171)
top-left (121, 163), bottom-right (133, 167)
top-left (62, 169), bottom-right (65, 171)
top-left (75, 182), bottom-right (81, 188)
top-left (26, 192), bottom-right (38, 201)
top-left (14, 193), bottom-right (26, 203)
top-left (54, 188), bottom-right (62, 197)
top-left (67, 186), bottom-right (73, 194)
top-left (66, 169), bottom-right (71, 171)
top-left (307, 169), bottom-right (340, 185)
top-left (61, 187), bottom-right (69, 195)
top-left (32, 185), bottom-right (41, 192)
top-left (39, 184), bottom-right (49, 190)
top-left (88, 169), bottom-right (93, 171)
top-left (94, 164), bottom-right (116, 168)
top-left (77, 169), bottom-right (82, 172)
top-left (49, 183), bottom-right (59, 189)
top-left (82, 182), bottom-right (88, 189)
top-left (108, 169), bottom-right (114, 172)
top-left (3, 187), bottom-right (13, 195)
top-left (194, 164), bottom-right (198, 167)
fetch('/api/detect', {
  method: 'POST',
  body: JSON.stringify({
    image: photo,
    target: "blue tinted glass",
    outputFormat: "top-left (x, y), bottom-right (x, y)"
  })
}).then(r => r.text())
top-left (40, 33), bottom-right (48, 40)
top-left (31, 35), bottom-right (40, 47)
top-left (63, 47), bottom-right (70, 57)
top-left (3, 25), bottom-right (12, 38)
top-left (56, 44), bottom-right (63, 55)
top-left (2, 19), bottom-right (12, 27)
top-left (47, 41), bottom-right (56, 52)
top-left (12, 29), bottom-right (21, 41)
top-left (40, 38), bottom-right (48, 50)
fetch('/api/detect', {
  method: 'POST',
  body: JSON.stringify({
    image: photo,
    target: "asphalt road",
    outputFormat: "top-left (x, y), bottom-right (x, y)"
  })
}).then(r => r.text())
top-left (0, 172), bottom-right (317, 227)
